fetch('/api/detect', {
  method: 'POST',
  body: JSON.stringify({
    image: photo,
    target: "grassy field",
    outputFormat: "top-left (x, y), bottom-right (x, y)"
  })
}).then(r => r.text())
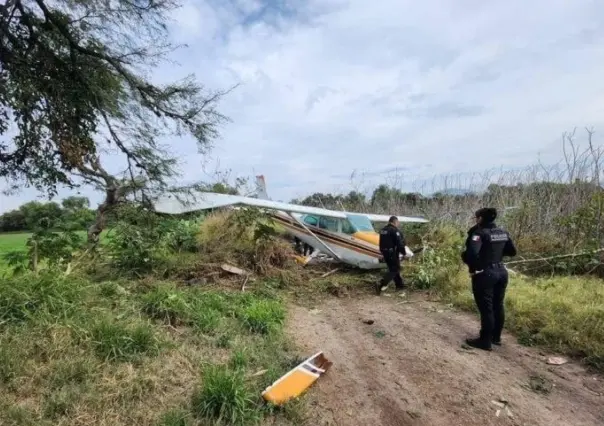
top-left (1, 221), bottom-right (603, 425)
top-left (0, 232), bottom-right (33, 254)
top-left (0, 230), bottom-right (310, 425)
top-left (435, 269), bottom-right (604, 369)
top-left (0, 272), bottom-right (305, 425)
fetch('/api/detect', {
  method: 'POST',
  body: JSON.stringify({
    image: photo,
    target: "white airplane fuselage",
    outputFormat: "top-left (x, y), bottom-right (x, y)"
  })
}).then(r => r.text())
top-left (268, 210), bottom-right (387, 269)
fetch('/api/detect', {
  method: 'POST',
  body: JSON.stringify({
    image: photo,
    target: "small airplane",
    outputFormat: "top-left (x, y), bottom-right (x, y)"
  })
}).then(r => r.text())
top-left (152, 176), bottom-right (429, 269)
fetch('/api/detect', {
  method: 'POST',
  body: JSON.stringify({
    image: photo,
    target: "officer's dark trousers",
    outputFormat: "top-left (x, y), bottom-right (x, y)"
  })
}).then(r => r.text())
top-left (471, 265), bottom-right (508, 343)
top-left (381, 253), bottom-right (404, 288)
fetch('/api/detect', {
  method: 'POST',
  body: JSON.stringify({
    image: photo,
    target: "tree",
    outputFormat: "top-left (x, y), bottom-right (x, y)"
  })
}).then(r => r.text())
top-left (0, 0), bottom-right (231, 245)
top-left (19, 200), bottom-right (63, 229)
top-left (61, 196), bottom-right (90, 212)
top-left (0, 208), bottom-right (26, 232)
top-left (61, 195), bottom-right (95, 229)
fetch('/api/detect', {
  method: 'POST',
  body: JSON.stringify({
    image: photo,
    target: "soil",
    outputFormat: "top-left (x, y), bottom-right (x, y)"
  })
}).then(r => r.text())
top-left (286, 292), bottom-right (604, 426)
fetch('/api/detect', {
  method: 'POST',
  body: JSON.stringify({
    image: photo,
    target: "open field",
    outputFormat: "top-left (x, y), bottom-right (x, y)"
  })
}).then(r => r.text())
top-left (0, 232), bottom-right (33, 254)
top-left (1, 211), bottom-right (603, 425)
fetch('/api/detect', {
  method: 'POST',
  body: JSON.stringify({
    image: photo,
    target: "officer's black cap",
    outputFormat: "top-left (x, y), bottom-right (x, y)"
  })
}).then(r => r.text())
top-left (475, 207), bottom-right (497, 223)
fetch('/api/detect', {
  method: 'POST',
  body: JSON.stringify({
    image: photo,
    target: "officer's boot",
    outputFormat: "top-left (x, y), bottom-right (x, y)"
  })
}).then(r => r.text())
top-left (465, 330), bottom-right (492, 351)
top-left (492, 333), bottom-right (502, 346)
top-left (394, 275), bottom-right (405, 291)
top-left (465, 337), bottom-right (492, 351)
top-left (375, 280), bottom-right (388, 295)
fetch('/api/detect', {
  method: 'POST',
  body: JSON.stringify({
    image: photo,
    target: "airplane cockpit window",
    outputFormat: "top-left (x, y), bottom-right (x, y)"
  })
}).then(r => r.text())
top-left (319, 217), bottom-right (339, 232)
top-left (303, 215), bottom-right (318, 226)
top-left (346, 214), bottom-right (375, 232)
top-left (341, 219), bottom-right (356, 234)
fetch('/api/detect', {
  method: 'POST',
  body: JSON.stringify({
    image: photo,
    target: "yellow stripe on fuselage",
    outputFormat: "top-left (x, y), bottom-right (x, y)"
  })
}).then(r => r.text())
top-left (352, 231), bottom-right (380, 246)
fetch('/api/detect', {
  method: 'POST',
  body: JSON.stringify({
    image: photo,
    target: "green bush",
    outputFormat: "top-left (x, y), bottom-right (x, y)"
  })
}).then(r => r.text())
top-left (105, 207), bottom-right (202, 276)
top-left (407, 222), bottom-right (465, 289)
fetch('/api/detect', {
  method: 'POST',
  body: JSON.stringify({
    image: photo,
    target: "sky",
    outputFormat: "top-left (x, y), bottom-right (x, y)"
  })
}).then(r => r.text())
top-left (2, 0), bottom-right (604, 212)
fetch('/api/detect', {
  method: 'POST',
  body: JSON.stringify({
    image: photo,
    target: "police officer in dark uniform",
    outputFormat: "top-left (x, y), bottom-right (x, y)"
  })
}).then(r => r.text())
top-left (462, 208), bottom-right (517, 350)
top-left (376, 216), bottom-right (406, 294)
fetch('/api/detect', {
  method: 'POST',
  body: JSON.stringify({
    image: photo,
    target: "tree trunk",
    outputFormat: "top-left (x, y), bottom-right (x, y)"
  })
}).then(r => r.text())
top-left (87, 185), bottom-right (119, 248)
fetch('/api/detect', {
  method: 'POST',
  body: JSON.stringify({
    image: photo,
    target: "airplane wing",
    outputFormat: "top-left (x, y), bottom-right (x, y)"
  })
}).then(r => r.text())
top-left (153, 192), bottom-right (349, 218)
top-left (154, 192), bottom-right (430, 223)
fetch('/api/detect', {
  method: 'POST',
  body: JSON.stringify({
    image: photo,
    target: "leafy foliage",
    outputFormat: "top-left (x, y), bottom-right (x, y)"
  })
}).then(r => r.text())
top-left (408, 223), bottom-right (465, 289)
top-left (2, 227), bottom-right (84, 274)
top-left (0, 197), bottom-right (96, 232)
top-left (105, 205), bottom-right (201, 275)
top-left (1, 0), bottom-right (229, 193)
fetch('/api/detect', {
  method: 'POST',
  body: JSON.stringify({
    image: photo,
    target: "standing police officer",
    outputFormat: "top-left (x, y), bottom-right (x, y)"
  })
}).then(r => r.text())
top-left (376, 216), bottom-right (406, 294)
top-left (462, 208), bottom-right (517, 350)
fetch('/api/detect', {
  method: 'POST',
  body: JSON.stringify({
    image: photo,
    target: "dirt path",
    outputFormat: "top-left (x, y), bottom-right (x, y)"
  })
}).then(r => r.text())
top-left (286, 293), bottom-right (604, 426)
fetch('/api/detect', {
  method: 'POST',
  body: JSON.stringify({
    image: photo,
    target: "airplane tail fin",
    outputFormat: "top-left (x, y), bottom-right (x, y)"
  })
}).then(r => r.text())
top-left (255, 175), bottom-right (269, 200)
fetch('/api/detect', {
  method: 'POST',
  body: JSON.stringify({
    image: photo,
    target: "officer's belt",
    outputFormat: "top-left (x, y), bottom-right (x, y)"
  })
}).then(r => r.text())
top-left (472, 262), bottom-right (505, 273)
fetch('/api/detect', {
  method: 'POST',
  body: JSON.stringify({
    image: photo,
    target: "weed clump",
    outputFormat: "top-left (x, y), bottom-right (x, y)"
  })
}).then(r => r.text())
top-left (0, 271), bottom-right (86, 324)
top-left (89, 318), bottom-right (162, 362)
top-left (239, 299), bottom-right (285, 334)
top-left (191, 364), bottom-right (258, 425)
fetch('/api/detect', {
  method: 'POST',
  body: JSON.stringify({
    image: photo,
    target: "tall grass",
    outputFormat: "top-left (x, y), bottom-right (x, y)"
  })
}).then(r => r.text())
top-left (435, 269), bottom-right (604, 369)
top-left (191, 364), bottom-right (258, 425)
top-left (0, 267), bottom-right (307, 425)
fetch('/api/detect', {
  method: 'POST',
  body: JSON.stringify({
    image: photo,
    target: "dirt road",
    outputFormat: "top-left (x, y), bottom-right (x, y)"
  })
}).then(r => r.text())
top-left (287, 293), bottom-right (604, 426)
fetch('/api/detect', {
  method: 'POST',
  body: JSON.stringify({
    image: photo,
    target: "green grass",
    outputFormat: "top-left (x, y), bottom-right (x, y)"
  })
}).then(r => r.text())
top-left (0, 271), bottom-right (308, 425)
top-left (0, 232), bottom-right (33, 254)
top-left (191, 364), bottom-right (258, 425)
top-left (0, 230), bottom-right (108, 255)
top-left (438, 270), bottom-right (604, 369)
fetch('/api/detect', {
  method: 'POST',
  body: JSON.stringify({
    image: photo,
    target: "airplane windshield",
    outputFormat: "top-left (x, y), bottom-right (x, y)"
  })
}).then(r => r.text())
top-left (346, 214), bottom-right (375, 232)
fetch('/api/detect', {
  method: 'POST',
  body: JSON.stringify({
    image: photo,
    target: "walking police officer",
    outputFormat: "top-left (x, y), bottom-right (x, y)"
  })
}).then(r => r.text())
top-left (376, 216), bottom-right (406, 294)
top-left (462, 208), bottom-right (517, 350)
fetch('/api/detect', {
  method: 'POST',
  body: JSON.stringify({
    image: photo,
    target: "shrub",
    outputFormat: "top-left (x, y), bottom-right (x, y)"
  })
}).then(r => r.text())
top-left (106, 206), bottom-right (201, 275)
top-left (197, 210), bottom-right (297, 275)
top-left (407, 222), bottom-right (465, 289)
top-left (160, 218), bottom-right (202, 253)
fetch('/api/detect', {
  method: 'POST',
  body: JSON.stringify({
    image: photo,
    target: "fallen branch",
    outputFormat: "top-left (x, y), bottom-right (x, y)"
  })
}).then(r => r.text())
top-left (320, 268), bottom-right (340, 278)
top-left (221, 263), bottom-right (250, 276)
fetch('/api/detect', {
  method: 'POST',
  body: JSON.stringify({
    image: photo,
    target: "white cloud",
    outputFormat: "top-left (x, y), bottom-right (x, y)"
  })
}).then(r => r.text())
top-left (3, 0), bottom-right (604, 211)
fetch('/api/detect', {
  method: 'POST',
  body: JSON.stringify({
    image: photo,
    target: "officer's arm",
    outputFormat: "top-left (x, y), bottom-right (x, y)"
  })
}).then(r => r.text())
top-left (465, 230), bottom-right (483, 270)
top-left (503, 233), bottom-right (517, 257)
top-left (461, 234), bottom-right (471, 265)
top-left (396, 230), bottom-right (406, 255)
